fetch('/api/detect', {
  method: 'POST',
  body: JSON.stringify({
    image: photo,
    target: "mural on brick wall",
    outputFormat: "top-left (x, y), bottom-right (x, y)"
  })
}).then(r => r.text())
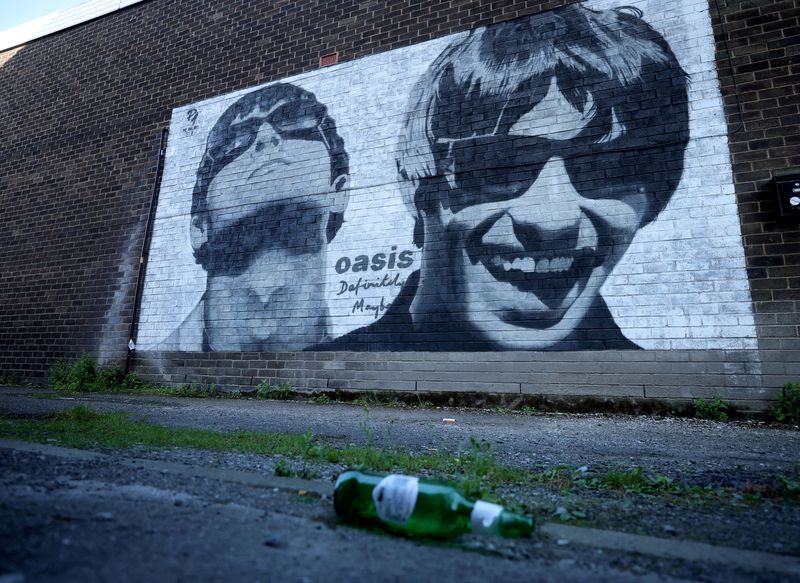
top-left (136, 0), bottom-right (758, 352)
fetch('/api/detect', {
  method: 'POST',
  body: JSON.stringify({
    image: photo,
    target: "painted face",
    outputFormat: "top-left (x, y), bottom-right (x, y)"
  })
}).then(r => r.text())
top-left (425, 78), bottom-right (649, 349)
top-left (197, 121), bottom-right (340, 350)
top-left (202, 122), bottom-right (336, 277)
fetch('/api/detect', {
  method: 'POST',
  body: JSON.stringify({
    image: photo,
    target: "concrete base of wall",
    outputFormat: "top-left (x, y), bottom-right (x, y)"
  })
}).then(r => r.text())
top-left (132, 348), bottom-right (798, 416)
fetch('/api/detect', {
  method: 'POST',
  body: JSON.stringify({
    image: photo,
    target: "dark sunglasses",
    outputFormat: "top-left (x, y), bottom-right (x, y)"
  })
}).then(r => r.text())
top-left (436, 133), bottom-right (651, 212)
top-left (223, 99), bottom-right (330, 159)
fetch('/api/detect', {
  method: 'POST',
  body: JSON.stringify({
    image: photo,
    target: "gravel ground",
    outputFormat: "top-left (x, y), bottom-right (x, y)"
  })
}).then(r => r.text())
top-left (0, 447), bottom-right (793, 583)
top-left (87, 441), bottom-right (800, 557)
top-left (1, 387), bottom-right (798, 581)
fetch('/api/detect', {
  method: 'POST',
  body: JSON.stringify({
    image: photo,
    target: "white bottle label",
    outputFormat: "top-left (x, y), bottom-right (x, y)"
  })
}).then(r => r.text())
top-left (372, 474), bottom-right (419, 525)
top-left (470, 500), bottom-right (504, 534)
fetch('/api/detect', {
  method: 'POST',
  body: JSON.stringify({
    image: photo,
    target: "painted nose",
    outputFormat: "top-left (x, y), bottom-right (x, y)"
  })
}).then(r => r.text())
top-left (504, 156), bottom-right (583, 232)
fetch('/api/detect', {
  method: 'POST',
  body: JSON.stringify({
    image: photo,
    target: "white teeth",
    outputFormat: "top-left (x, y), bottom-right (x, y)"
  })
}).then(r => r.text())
top-left (495, 256), bottom-right (574, 274)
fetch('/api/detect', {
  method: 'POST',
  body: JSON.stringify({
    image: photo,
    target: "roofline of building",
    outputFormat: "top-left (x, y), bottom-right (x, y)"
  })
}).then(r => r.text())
top-left (0, 0), bottom-right (148, 52)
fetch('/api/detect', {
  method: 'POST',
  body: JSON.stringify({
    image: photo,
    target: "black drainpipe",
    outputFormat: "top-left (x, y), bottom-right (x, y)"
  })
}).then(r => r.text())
top-left (126, 128), bottom-right (168, 375)
top-left (713, 0), bottom-right (744, 134)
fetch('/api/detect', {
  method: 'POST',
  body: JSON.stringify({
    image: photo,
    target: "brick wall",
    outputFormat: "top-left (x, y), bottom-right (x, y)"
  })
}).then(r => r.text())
top-left (1, 0), bottom-right (572, 378)
top-left (0, 0), bottom-right (797, 412)
top-left (710, 0), bottom-right (800, 390)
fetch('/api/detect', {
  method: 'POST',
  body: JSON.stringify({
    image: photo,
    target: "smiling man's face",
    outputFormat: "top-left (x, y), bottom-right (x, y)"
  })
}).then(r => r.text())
top-left (422, 78), bottom-right (649, 349)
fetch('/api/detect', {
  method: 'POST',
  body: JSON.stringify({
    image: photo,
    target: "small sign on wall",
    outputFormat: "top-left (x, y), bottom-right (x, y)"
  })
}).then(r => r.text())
top-left (774, 175), bottom-right (800, 218)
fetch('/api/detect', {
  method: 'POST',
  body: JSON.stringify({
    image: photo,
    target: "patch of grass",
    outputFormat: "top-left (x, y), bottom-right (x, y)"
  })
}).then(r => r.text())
top-left (2, 408), bottom-right (787, 506)
top-left (256, 380), bottom-right (294, 400)
top-left (601, 467), bottom-right (649, 492)
top-left (694, 396), bottom-right (729, 422)
top-left (0, 408), bottom-right (517, 500)
top-left (770, 382), bottom-right (800, 425)
top-left (312, 394), bottom-right (331, 405)
top-left (0, 406), bottom-right (316, 454)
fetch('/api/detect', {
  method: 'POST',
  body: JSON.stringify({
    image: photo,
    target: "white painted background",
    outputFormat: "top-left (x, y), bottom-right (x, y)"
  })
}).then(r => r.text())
top-left (136, 0), bottom-right (757, 351)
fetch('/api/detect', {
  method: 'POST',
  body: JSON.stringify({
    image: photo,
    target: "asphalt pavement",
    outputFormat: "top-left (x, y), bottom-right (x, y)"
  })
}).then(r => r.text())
top-left (1, 386), bottom-right (798, 582)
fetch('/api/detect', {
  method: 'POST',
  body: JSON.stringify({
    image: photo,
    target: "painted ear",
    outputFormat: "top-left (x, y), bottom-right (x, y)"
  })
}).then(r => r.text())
top-left (189, 214), bottom-right (209, 252)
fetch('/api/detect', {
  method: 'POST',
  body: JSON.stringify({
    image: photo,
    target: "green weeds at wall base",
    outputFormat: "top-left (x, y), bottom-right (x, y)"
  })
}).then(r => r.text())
top-left (0, 371), bottom-right (20, 385)
top-left (693, 396), bottom-right (730, 422)
top-left (49, 354), bottom-right (143, 393)
top-left (770, 383), bottom-right (800, 425)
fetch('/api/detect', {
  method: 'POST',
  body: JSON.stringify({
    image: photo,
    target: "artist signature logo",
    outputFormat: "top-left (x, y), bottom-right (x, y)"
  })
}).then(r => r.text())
top-left (183, 108), bottom-right (199, 136)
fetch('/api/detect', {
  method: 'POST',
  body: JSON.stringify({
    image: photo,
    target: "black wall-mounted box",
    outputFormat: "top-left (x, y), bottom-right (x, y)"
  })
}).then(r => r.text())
top-left (773, 174), bottom-right (800, 218)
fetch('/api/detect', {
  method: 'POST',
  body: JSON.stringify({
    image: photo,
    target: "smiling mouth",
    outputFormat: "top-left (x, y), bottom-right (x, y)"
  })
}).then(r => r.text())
top-left (467, 244), bottom-right (605, 310)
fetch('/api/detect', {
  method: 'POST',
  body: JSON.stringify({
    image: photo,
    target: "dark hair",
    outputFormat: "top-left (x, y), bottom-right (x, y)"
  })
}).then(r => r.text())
top-left (192, 82), bottom-right (349, 268)
top-left (398, 4), bottom-right (690, 242)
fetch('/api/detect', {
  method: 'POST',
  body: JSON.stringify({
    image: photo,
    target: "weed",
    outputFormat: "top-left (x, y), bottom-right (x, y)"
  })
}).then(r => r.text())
top-left (48, 354), bottom-right (141, 393)
top-left (553, 506), bottom-right (588, 522)
top-left (602, 468), bottom-right (648, 492)
top-left (530, 465), bottom-right (575, 490)
top-left (298, 430), bottom-right (321, 479)
top-left (312, 394), bottom-right (331, 404)
top-left (0, 370), bottom-right (20, 385)
top-left (770, 382), bottom-right (800, 425)
top-left (353, 393), bottom-right (401, 409)
top-left (274, 459), bottom-right (295, 477)
top-left (694, 396), bottom-right (729, 422)
top-left (494, 407), bottom-right (513, 415)
top-left (520, 406), bottom-right (537, 415)
top-left (256, 380), bottom-right (294, 400)
top-left (777, 464), bottom-right (800, 500)
top-left (175, 382), bottom-right (218, 398)
top-left (49, 354), bottom-right (97, 391)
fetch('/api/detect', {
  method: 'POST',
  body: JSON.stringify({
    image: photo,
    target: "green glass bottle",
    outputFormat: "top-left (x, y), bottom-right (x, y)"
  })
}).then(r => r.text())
top-left (333, 470), bottom-right (533, 540)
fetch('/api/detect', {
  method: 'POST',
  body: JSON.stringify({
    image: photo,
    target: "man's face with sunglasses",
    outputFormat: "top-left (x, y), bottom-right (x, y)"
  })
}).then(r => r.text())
top-left (424, 78), bottom-right (649, 349)
top-left (203, 120), bottom-right (334, 257)
top-left (196, 114), bottom-right (340, 343)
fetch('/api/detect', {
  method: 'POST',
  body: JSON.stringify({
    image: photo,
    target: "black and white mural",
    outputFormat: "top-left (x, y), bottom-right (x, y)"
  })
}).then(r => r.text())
top-left (136, 0), bottom-right (757, 352)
